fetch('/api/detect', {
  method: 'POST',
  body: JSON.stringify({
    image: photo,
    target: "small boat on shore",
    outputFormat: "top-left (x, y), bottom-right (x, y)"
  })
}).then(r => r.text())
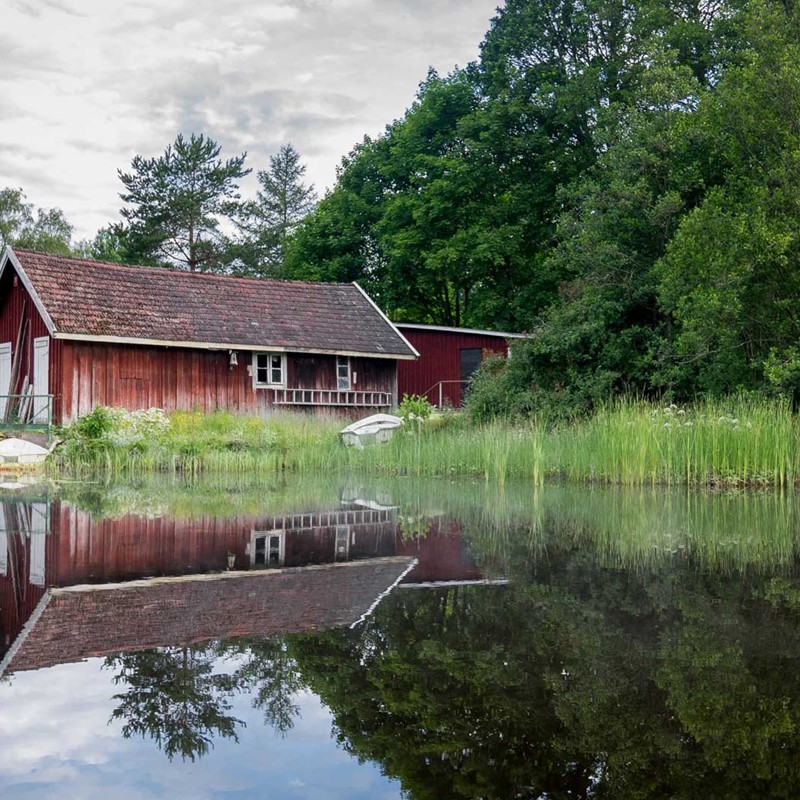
top-left (340, 414), bottom-right (403, 449)
top-left (0, 437), bottom-right (50, 466)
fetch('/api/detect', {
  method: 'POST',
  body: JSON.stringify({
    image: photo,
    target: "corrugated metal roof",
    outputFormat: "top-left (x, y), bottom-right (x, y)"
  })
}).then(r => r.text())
top-left (395, 323), bottom-right (531, 339)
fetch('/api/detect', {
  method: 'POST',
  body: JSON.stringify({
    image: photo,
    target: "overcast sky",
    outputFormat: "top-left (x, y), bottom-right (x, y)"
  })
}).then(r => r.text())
top-left (0, 0), bottom-right (500, 242)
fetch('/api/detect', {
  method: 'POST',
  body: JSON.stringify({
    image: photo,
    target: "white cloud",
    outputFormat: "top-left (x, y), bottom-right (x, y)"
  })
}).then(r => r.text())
top-left (0, 657), bottom-right (402, 799)
top-left (0, 0), bottom-right (498, 239)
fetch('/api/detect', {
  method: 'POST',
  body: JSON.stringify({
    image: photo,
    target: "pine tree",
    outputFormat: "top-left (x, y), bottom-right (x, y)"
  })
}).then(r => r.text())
top-left (237, 143), bottom-right (316, 277)
top-left (118, 133), bottom-right (249, 272)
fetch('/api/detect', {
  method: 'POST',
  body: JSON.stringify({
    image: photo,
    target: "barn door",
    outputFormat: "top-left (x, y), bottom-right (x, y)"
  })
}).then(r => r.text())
top-left (0, 342), bottom-right (11, 421)
top-left (460, 347), bottom-right (482, 405)
top-left (33, 337), bottom-right (49, 423)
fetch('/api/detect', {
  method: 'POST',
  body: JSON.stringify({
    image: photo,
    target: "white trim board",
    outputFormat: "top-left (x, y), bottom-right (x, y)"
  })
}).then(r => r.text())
top-left (352, 282), bottom-right (420, 358)
top-left (51, 332), bottom-right (418, 360)
top-left (395, 323), bottom-right (531, 339)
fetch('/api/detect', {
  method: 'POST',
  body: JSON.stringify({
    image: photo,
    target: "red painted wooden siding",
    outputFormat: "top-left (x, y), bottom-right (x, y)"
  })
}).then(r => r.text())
top-left (395, 517), bottom-right (483, 584)
top-left (0, 502), bottom-right (60, 657)
top-left (53, 505), bottom-right (398, 583)
top-left (1, 260), bottom-right (398, 422)
top-left (396, 328), bottom-right (509, 408)
top-left (0, 267), bottom-right (64, 421)
top-left (60, 342), bottom-right (398, 421)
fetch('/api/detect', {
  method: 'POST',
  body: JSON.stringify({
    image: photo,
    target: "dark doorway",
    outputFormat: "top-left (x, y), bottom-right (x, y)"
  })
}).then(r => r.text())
top-left (460, 349), bottom-right (482, 401)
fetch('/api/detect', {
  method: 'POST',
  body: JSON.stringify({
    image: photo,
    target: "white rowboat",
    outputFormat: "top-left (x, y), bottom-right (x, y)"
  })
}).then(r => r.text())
top-left (340, 414), bottom-right (403, 449)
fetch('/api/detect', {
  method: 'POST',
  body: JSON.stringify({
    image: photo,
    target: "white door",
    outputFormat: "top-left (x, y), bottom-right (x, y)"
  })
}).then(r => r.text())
top-left (0, 342), bottom-right (11, 421)
top-left (28, 502), bottom-right (48, 587)
top-left (33, 337), bottom-right (49, 423)
top-left (0, 503), bottom-right (6, 577)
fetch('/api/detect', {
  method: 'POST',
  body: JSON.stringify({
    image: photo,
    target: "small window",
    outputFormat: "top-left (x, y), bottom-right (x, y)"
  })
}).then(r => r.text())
top-left (336, 356), bottom-right (350, 390)
top-left (252, 531), bottom-right (285, 566)
top-left (253, 353), bottom-right (285, 387)
top-left (335, 525), bottom-right (350, 561)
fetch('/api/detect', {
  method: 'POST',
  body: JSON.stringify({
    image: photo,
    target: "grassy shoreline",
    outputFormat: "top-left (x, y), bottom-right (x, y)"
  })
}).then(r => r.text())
top-left (48, 397), bottom-right (800, 489)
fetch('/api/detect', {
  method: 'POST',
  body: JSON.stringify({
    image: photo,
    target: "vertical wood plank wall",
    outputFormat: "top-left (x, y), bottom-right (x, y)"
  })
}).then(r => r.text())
top-left (0, 263), bottom-right (400, 422)
top-left (395, 328), bottom-right (509, 408)
top-left (61, 342), bottom-right (398, 421)
top-left (0, 269), bottom-right (63, 421)
top-left (54, 504), bottom-right (398, 582)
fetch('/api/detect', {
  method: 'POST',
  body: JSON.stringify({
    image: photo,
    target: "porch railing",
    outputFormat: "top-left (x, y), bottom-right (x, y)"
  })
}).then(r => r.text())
top-left (270, 388), bottom-right (391, 408)
top-left (0, 394), bottom-right (53, 429)
top-left (420, 380), bottom-right (469, 408)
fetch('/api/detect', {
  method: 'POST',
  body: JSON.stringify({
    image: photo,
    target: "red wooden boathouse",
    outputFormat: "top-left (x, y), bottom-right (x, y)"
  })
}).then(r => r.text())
top-left (395, 323), bottom-right (528, 408)
top-left (0, 247), bottom-right (418, 424)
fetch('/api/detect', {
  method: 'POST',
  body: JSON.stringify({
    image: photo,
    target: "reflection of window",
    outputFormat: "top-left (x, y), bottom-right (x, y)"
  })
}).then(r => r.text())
top-left (335, 525), bottom-right (351, 560)
top-left (253, 353), bottom-right (285, 387)
top-left (336, 356), bottom-right (350, 390)
top-left (251, 530), bottom-right (285, 566)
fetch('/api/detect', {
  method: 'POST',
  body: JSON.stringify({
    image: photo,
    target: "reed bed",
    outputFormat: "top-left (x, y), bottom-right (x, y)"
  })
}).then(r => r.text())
top-left (52, 396), bottom-right (800, 489)
top-left (552, 396), bottom-right (800, 488)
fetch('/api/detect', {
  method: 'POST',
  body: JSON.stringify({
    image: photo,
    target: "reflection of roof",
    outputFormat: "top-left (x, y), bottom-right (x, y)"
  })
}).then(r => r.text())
top-left (1, 557), bottom-right (415, 675)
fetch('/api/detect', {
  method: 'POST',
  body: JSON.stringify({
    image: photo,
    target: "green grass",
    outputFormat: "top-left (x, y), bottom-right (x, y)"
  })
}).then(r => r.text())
top-left (48, 472), bottom-right (800, 573)
top-left (50, 396), bottom-right (800, 488)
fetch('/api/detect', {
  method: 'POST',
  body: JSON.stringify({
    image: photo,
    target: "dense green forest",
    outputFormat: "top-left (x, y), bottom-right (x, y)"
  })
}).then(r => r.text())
top-left (288, 0), bottom-right (800, 412)
top-left (4, 0), bottom-right (800, 413)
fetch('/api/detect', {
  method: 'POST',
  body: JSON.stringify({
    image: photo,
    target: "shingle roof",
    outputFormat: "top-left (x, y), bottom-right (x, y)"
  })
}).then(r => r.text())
top-left (6, 248), bottom-right (417, 359)
top-left (2, 557), bottom-right (415, 674)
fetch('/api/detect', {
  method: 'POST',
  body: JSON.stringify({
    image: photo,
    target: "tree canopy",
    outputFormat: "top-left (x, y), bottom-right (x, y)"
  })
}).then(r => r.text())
top-left (13, 0), bottom-right (800, 411)
top-left (117, 133), bottom-right (250, 272)
top-left (0, 186), bottom-right (74, 255)
top-left (236, 143), bottom-right (316, 277)
top-left (283, 0), bottom-right (800, 412)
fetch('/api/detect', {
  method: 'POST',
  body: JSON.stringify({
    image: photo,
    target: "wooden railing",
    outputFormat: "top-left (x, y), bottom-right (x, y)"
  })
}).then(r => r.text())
top-left (0, 394), bottom-right (53, 429)
top-left (420, 380), bottom-right (469, 408)
top-left (270, 388), bottom-right (391, 408)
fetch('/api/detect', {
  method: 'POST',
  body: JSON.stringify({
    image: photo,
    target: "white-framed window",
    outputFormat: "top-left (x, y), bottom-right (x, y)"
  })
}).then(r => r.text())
top-left (335, 525), bottom-right (351, 561)
top-left (336, 356), bottom-right (350, 390)
top-left (253, 353), bottom-right (286, 387)
top-left (250, 530), bottom-right (285, 566)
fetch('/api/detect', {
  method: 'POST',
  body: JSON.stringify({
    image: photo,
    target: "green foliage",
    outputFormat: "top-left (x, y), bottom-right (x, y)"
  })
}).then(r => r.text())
top-left (764, 346), bottom-right (800, 402)
top-left (67, 405), bottom-right (114, 440)
top-left (293, 548), bottom-right (800, 798)
top-left (0, 186), bottom-right (74, 255)
top-left (106, 646), bottom-right (243, 761)
top-left (118, 132), bottom-right (250, 272)
top-left (397, 393), bottom-right (434, 424)
top-left (236, 143), bottom-right (316, 277)
top-left (53, 396), bottom-right (800, 489)
top-left (55, 407), bottom-right (343, 477)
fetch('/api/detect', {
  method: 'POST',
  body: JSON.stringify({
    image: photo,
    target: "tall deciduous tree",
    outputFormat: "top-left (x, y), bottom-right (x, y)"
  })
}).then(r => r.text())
top-left (118, 133), bottom-right (250, 272)
top-left (0, 186), bottom-right (73, 255)
top-left (237, 143), bottom-right (316, 277)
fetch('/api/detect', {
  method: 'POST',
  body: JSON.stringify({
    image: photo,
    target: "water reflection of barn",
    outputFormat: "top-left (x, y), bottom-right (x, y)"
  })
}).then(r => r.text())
top-left (0, 495), bottom-right (487, 664)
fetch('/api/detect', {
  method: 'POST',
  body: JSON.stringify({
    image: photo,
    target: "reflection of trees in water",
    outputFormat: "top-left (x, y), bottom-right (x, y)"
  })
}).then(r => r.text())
top-left (105, 646), bottom-right (243, 762)
top-left (290, 562), bottom-right (800, 800)
top-left (104, 637), bottom-right (304, 762)
top-left (219, 637), bottom-right (303, 735)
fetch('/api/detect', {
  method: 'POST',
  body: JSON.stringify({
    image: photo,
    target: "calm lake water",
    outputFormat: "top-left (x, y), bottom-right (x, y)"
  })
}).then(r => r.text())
top-left (2, 476), bottom-right (800, 799)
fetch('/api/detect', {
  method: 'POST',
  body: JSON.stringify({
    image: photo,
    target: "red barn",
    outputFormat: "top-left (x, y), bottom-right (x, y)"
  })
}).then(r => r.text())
top-left (395, 323), bottom-right (528, 408)
top-left (0, 247), bottom-right (418, 424)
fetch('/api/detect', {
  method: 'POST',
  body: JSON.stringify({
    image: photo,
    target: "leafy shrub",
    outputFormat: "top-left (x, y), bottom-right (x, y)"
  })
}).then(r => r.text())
top-left (764, 347), bottom-right (800, 405)
top-left (69, 405), bottom-right (113, 440)
top-left (397, 394), bottom-right (434, 425)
